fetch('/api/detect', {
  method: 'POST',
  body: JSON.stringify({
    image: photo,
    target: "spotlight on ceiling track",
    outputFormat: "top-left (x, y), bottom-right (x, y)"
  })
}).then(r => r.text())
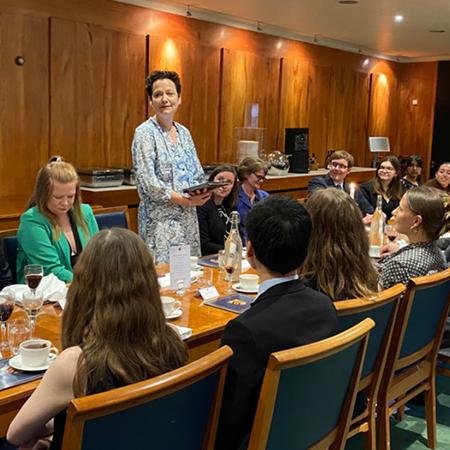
top-left (257, 21), bottom-right (263, 32)
top-left (186, 5), bottom-right (192, 17)
top-left (394, 15), bottom-right (404, 22)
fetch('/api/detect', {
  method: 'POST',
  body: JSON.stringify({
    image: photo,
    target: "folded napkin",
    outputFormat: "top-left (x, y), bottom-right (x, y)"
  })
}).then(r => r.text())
top-left (158, 270), bottom-right (204, 289)
top-left (168, 323), bottom-right (193, 340)
top-left (0, 274), bottom-right (68, 305)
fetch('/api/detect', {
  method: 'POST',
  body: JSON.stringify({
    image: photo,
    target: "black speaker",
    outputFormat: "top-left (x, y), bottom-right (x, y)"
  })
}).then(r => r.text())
top-left (285, 128), bottom-right (309, 173)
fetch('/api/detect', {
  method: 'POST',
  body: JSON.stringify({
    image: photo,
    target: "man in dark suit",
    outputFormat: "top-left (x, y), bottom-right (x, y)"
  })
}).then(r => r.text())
top-left (215, 196), bottom-right (338, 450)
top-left (308, 150), bottom-right (374, 220)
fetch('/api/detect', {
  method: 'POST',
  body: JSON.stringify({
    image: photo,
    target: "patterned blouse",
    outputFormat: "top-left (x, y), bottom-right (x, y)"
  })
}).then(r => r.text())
top-left (378, 242), bottom-right (445, 289)
top-left (131, 117), bottom-right (205, 264)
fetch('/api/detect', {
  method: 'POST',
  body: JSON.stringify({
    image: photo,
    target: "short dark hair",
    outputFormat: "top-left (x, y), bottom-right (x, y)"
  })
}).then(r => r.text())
top-left (145, 70), bottom-right (181, 98)
top-left (246, 196), bottom-right (312, 275)
top-left (405, 154), bottom-right (423, 168)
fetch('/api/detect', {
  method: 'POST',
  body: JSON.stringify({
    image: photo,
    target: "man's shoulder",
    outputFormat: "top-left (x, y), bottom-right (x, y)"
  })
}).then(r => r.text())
top-left (308, 174), bottom-right (332, 189)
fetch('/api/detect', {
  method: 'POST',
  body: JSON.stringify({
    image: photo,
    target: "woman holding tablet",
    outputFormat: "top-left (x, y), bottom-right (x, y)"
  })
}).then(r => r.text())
top-left (132, 70), bottom-right (210, 264)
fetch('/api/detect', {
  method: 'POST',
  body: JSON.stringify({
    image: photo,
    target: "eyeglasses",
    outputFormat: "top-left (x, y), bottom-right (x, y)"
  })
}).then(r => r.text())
top-left (330, 162), bottom-right (348, 170)
top-left (379, 165), bottom-right (395, 171)
top-left (252, 173), bottom-right (266, 182)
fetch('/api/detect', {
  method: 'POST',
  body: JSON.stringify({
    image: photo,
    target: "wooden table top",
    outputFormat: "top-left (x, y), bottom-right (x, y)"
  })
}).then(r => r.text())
top-left (0, 264), bottom-right (247, 435)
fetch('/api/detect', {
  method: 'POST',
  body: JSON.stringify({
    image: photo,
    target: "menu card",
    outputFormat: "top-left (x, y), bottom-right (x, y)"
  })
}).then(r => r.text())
top-left (0, 359), bottom-right (44, 391)
top-left (204, 293), bottom-right (255, 314)
top-left (169, 244), bottom-right (191, 290)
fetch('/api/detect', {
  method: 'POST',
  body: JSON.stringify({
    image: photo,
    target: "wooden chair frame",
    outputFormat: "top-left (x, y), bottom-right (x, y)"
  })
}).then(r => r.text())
top-left (61, 345), bottom-right (233, 450)
top-left (92, 205), bottom-right (130, 229)
top-left (0, 228), bottom-right (18, 239)
top-left (377, 267), bottom-right (450, 450)
top-left (247, 318), bottom-right (375, 450)
top-left (335, 283), bottom-right (406, 450)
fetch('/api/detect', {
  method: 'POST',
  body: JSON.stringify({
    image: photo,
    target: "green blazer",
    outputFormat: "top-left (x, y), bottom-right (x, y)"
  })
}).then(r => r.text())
top-left (17, 204), bottom-right (99, 283)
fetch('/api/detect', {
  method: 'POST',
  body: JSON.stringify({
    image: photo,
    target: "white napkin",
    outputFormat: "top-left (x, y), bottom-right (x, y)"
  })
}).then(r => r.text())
top-left (168, 323), bottom-right (192, 340)
top-left (0, 273), bottom-right (68, 305)
top-left (158, 270), bottom-right (204, 289)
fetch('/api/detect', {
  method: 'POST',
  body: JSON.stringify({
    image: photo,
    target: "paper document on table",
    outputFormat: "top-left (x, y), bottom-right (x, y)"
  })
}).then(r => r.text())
top-left (169, 244), bottom-right (191, 290)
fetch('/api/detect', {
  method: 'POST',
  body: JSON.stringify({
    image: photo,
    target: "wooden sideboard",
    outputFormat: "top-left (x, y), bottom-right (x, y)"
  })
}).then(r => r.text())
top-left (0, 167), bottom-right (375, 232)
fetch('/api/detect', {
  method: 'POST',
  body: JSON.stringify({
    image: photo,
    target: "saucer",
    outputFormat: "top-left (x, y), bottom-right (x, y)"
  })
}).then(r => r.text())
top-left (165, 308), bottom-right (182, 320)
top-left (191, 264), bottom-right (203, 271)
top-left (9, 353), bottom-right (57, 372)
top-left (232, 283), bottom-right (259, 294)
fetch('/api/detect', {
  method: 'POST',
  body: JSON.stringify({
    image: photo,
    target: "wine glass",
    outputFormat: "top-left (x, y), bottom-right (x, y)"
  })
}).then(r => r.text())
top-left (24, 264), bottom-right (44, 295)
top-left (0, 294), bottom-right (15, 352)
top-left (22, 291), bottom-right (44, 337)
top-left (218, 250), bottom-right (236, 294)
top-left (384, 224), bottom-right (397, 243)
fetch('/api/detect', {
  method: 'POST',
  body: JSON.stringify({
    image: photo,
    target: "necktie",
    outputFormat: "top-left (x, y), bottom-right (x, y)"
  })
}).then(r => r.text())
top-left (336, 184), bottom-right (343, 190)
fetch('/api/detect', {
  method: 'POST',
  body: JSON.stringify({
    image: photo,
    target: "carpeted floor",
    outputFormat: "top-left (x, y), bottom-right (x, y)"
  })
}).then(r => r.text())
top-left (346, 374), bottom-right (450, 449)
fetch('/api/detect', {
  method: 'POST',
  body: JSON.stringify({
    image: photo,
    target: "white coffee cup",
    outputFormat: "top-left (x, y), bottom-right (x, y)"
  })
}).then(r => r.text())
top-left (19, 339), bottom-right (58, 367)
top-left (161, 296), bottom-right (181, 316)
top-left (190, 256), bottom-right (199, 269)
top-left (239, 274), bottom-right (259, 290)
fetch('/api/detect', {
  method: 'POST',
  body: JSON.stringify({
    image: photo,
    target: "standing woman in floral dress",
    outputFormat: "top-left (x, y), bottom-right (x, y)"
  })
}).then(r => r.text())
top-left (132, 71), bottom-right (210, 264)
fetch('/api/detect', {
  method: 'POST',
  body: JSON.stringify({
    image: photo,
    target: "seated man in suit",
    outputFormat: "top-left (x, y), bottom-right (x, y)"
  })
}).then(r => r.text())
top-left (308, 150), bottom-right (374, 222)
top-left (216, 196), bottom-right (338, 450)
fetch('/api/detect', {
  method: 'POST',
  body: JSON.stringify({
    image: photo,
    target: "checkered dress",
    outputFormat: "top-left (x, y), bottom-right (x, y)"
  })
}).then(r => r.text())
top-left (378, 242), bottom-right (446, 288)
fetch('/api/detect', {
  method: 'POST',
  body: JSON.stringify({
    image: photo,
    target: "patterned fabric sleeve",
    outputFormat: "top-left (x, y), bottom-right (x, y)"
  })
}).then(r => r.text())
top-left (379, 258), bottom-right (410, 289)
top-left (131, 126), bottom-right (172, 205)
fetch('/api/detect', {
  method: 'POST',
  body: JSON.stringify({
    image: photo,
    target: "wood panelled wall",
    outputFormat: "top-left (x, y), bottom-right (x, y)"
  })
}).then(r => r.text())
top-left (0, 0), bottom-right (438, 206)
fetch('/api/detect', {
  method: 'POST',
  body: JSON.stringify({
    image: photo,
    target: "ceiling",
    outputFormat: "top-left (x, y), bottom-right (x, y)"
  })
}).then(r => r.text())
top-left (117, 0), bottom-right (450, 62)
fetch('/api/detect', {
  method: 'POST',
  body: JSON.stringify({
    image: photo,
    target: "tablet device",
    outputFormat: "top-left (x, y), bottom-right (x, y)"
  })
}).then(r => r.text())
top-left (182, 180), bottom-right (231, 194)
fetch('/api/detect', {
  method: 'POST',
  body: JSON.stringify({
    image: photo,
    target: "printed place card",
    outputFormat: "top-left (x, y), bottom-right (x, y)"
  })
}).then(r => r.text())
top-left (169, 244), bottom-right (191, 290)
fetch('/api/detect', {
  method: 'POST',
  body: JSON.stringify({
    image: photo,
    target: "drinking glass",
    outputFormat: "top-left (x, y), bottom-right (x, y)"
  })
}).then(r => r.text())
top-left (8, 318), bottom-right (31, 355)
top-left (384, 224), bottom-right (397, 243)
top-left (22, 291), bottom-right (44, 337)
top-left (0, 294), bottom-right (15, 351)
top-left (218, 250), bottom-right (235, 294)
top-left (24, 264), bottom-right (44, 295)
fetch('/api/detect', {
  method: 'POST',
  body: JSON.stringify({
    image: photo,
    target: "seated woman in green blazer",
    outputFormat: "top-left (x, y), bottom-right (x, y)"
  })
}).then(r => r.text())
top-left (17, 157), bottom-right (99, 283)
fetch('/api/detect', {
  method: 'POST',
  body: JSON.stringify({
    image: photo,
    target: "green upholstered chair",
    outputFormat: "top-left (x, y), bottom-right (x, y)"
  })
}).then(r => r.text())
top-left (335, 283), bottom-right (405, 450)
top-left (377, 267), bottom-right (450, 450)
top-left (247, 318), bottom-right (375, 450)
top-left (61, 345), bottom-right (232, 450)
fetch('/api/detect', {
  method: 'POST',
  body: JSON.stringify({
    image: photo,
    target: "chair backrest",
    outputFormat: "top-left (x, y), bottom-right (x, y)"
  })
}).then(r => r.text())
top-left (247, 318), bottom-right (375, 450)
top-left (61, 345), bottom-right (233, 450)
top-left (93, 206), bottom-right (129, 230)
top-left (388, 267), bottom-right (450, 373)
top-left (335, 284), bottom-right (405, 384)
top-left (0, 229), bottom-right (18, 284)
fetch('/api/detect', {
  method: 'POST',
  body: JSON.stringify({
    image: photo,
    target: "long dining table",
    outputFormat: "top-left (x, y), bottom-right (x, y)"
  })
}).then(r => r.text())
top-left (0, 264), bottom-right (247, 437)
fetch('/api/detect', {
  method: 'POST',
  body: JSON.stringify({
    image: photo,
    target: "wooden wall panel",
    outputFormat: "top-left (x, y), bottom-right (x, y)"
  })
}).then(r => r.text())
top-left (278, 58), bottom-right (331, 165)
top-left (148, 36), bottom-right (221, 163)
top-left (327, 68), bottom-right (370, 167)
top-left (368, 72), bottom-right (398, 161)
top-left (50, 18), bottom-right (146, 168)
top-left (0, 13), bottom-right (49, 201)
top-left (219, 49), bottom-right (281, 163)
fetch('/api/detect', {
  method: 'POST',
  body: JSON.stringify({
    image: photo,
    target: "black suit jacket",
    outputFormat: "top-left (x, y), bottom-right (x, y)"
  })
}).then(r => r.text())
top-left (308, 173), bottom-right (374, 215)
top-left (196, 199), bottom-right (230, 255)
top-left (215, 279), bottom-right (338, 450)
top-left (360, 180), bottom-right (401, 221)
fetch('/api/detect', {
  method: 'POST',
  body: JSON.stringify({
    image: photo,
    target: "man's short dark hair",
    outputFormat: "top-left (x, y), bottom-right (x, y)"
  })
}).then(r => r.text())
top-left (145, 70), bottom-right (181, 98)
top-left (246, 196), bottom-right (312, 275)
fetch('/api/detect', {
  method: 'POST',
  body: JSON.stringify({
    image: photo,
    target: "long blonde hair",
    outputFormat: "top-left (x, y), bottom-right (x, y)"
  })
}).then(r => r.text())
top-left (301, 188), bottom-right (378, 300)
top-left (27, 157), bottom-right (88, 240)
top-left (62, 228), bottom-right (188, 396)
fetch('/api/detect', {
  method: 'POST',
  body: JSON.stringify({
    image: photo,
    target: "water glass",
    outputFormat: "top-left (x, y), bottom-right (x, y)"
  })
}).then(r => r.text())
top-left (8, 319), bottom-right (31, 355)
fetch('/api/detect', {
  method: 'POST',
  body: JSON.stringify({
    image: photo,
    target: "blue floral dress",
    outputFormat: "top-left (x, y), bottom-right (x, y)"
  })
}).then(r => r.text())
top-left (132, 117), bottom-right (205, 264)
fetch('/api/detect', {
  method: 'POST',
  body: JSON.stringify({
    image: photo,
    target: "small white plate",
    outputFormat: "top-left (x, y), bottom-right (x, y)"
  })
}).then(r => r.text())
top-left (9, 353), bottom-right (57, 372)
top-left (165, 308), bottom-right (182, 320)
top-left (232, 283), bottom-right (259, 294)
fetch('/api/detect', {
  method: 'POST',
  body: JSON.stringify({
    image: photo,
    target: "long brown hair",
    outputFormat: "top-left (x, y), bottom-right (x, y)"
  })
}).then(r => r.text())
top-left (301, 188), bottom-right (378, 300)
top-left (62, 228), bottom-right (188, 396)
top-left (208, 164), bottom-right (239, 211)
top-left (405, 186), bottom-right (450, 241)
top-left (27, 157), bottom-right (88, 240)
top-left (373, 156), bottom-right (402, 200)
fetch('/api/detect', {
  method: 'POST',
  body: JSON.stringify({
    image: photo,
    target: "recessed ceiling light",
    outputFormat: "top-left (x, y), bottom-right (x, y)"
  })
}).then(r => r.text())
top-left (338, 1), bottom-right (359, 4)
top-left (429, 29), bottom-right (445, 33)
top-left (395, 15), bottom-right (404, 22)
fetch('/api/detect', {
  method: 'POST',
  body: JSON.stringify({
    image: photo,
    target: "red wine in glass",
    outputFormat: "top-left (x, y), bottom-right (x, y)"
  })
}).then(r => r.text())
top-left (26, 274), bottom-right (43, 291)
top-left (225, 265), bottom-right (234, 275)
top-left (387, 234), bottom-right (397, 242)
top-left (0, 304), bottom-right (14, 322)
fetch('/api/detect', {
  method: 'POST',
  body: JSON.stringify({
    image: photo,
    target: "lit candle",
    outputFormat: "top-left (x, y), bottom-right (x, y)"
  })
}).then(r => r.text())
top-left (349, 183), bottom-right (356, 199)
